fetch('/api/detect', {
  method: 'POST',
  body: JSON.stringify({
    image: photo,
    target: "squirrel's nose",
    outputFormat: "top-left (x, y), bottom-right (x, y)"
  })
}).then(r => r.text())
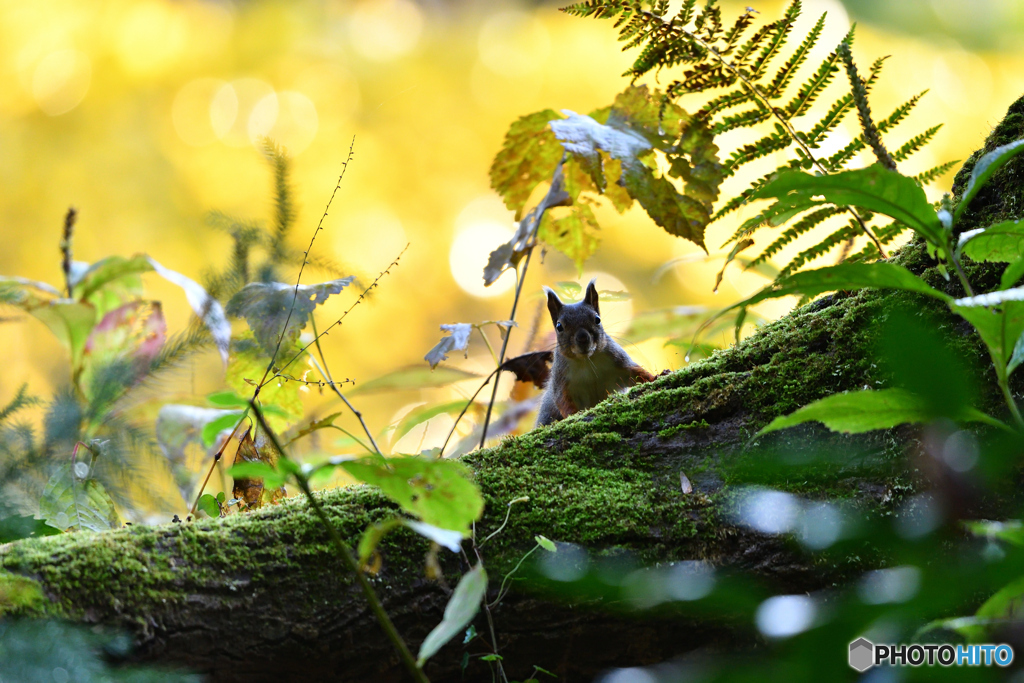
top-left (575, 329), bottom-right (592, 351)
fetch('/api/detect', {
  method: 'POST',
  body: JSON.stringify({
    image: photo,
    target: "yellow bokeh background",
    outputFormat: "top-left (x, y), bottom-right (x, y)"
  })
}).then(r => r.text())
top-left (2, 0), bottom-right (1022, 515)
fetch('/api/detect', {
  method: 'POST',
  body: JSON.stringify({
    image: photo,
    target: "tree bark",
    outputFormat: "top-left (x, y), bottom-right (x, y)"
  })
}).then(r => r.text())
top-left (3, 95), bottom-right (1024, 683)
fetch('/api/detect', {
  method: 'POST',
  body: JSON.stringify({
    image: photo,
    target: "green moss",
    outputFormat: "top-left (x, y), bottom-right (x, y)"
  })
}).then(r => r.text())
top-left (951, 94), bottom-right (1024, 236)
top-left (0, 570), bottom-right (45, 615)
top-left (658, 419), bottom-right (710, 439)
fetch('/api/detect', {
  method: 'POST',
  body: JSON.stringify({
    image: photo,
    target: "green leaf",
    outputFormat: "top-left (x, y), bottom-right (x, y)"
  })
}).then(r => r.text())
top-left (196, 494), bottom-right (221, 519)
top-left (878, 310), bottom-right (977, 419)
top-left (954, 139), bottom-right (1024, 224)
top-left (950, 290), bottom-right (1024, 367)
top-left (976, 576), bottom-right (1024, 623)
top-left (758, 388), bottom-right (997, 436)
top-left (286, 412), bottom-right (343, 447)
top-left (965, 520), bottom-right (1024, 547)
top-left (959, 220), bottom-right (1024, 263)
top-left (754, 165), bottom-right (943, 245)
top-left (25, 301), bottom-right (97, 372)
top-left (1001, 255), bottom-right (1024, 290)
top-left (201, 412), bottom-right (244, 448)
top-left (417, 564), bottom-right (488, 666)
top-left (0, 515), bottom-right (61, 543)
top-left (71, 254), bottom-right (152, 302)
top-left (38, 464), bottom-right (119, 532)
top-left (340, 455), bottom-right (484, 531)
top-left (713, 263), bottom-right (951, 339)
top-left (226, 461), bottom-right (287, 489)
top-left (207, 390), bottom-right (250, 408)
top-left (357, 518), bottom-right (404, 566)
top-left (489, 109), bottom-right (564, 220)
top-left (346, 365), bottom-right (481, 397)
top-left (536, 535), bottom-right (557, 552)
top-left (225, 332), bottom-right (303, 430)
top-left (394, 401), bottom-right (470, 444)
top-left (226, 277), bottom-right (354, 358)
top-left (70, 256), bottom-right (231, 364)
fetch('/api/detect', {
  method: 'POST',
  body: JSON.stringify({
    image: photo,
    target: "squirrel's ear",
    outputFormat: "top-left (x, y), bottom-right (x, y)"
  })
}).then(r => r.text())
top-left (584, 278), bottom-right (600, 314)
top-left (544, 287), bottom-right (562, 323)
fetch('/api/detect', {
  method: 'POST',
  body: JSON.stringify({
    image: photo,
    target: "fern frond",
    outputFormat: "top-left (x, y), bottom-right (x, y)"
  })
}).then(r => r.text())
top-left (915, 160), bottom-right (958, 185)
top-left (724, 125), bottom-right (792, 176)
top-left (846, 221), bottom-right (907, 262)
top-left (764, 12), bottom-right (824, 99)
top-left (784, 30), bottom-right (853, 118)
top-left (0, 385), bottom-right (39, 425)
top-left (891, 125), bottom-right (943, 163)
top-left (778, 221), bottom-right (859, 277)
top-left (746, 207), bottom-right (843, 268)
top-left (749, 0), bottom-right (800, 79)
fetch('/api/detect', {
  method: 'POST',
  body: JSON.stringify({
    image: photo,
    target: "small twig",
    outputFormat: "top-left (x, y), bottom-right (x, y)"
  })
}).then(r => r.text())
top-left (189, 415), bottom-right (250, 516)
top-left (61, 208), bottom-right (77, 297)
top-left (249, 401), bottom-right (428, 683)
top-left (256, 138), bottom-right (356, 395)
top-left (438, 367), bottom-right (500, 457)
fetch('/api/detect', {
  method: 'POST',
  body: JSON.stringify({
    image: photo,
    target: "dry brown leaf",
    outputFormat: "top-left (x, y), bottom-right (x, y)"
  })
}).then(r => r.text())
top-left (232, 429), bottom-right (264, 509)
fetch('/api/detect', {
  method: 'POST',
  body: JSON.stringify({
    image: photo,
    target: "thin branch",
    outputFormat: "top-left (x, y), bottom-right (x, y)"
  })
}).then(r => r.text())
top-left (269, 245), bottom-right (408, 383)
top-left (439, 367), bottom-right (500, 457)
top-left (479, 248), bottom-right (534, 451)
top-left (256, 138), bottom-right (356, 395)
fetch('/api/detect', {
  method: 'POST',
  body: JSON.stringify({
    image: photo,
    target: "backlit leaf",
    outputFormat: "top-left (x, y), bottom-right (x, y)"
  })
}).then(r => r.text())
top-left (758, 388), bottom-right (997, 436)
top-left (538, 202), bottom-right (601, 274)
top-left (416, 564), bottom-right (488, 666)
top-left (424, 323), bottom-right (473, 369)
top-left (226, 277), bottom-right (354, 358)
top-left (38, 464), bottom-right (119, 532)
top-left (489, 109), bottom-right (564, 220)
top-left (340, 455), bottom-right (483, 531)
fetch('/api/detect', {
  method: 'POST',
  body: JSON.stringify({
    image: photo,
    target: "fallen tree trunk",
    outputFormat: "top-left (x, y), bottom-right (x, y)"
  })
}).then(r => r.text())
top-left (3, 96), bottom-right (1024, 682)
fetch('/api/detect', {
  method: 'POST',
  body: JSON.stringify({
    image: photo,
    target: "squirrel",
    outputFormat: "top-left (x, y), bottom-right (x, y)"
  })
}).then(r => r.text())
top-left (536, 279), bottom-right (659, 426)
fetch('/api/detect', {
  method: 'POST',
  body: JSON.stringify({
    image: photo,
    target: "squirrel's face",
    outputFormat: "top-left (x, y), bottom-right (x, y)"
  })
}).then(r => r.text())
top-left (545, 279), bottom-right (606, 359)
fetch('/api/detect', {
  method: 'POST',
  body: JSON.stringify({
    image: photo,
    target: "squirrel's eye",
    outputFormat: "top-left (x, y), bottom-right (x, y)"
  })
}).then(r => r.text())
top-left (555, 322), bottom-right (563, 332)
top-left (595, 316), bottom-right (601, 325)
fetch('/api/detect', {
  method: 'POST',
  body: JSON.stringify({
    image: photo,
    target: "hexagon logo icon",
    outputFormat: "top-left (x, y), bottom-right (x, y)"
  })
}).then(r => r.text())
top-left (849, 637), bottom-right (874, 672)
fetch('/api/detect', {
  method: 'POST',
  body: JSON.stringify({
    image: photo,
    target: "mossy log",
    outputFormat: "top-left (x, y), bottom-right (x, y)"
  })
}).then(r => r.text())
top-left (3, 98), bottom-right (1024, 682)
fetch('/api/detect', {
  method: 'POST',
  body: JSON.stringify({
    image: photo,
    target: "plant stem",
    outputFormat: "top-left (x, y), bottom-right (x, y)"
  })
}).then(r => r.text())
top-left (951, 256), bottom-right (976, 297)
top-left (438, 367), bottom-right (500, 457)
top-left (994, 364), bottom-right (1024, 430)
top-left (479, 249), bottom-right (534, 450)
top-left (308, 317), bottom-right (383, 455)
top-left (249, 402), bottom-right (428, 683)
